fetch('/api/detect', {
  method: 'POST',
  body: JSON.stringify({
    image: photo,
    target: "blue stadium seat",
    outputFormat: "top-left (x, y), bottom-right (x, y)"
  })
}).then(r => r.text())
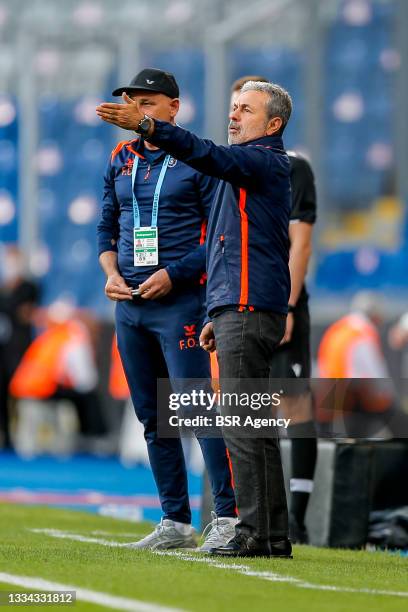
top-left (315, 251), bottom-right (359, 291)
top-left (229, 47), bottom-right (303, 148)
top-left (6, 1), bottom-right (402, 305)
top-left (140, 49), bottom-right (205, 136)
top-left (323, 0), bottom-right (396, 208)
top-left (0, 97), bottom-right (18, 243)
top-left (35, 95), bottom-right (116, 312)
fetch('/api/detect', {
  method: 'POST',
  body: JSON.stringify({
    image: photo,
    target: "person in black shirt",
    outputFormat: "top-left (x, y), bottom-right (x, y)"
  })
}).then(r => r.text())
top-left (231, 78), bottom-right (318, 544)
top-left (271, 150), bottom-right (317, 544)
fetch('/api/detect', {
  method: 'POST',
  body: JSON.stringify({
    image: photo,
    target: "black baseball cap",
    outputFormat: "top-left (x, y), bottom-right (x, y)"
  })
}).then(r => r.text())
top-left (112, 68), bottom-right (179, 98)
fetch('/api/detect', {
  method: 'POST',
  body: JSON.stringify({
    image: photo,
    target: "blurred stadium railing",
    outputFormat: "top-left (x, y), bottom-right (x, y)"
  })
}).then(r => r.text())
top-left (0, 0), bottom-right (407, 321)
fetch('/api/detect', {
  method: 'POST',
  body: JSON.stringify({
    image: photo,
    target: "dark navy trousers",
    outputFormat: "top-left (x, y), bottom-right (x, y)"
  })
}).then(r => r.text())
top-left (115, 286), bottom-right (236, 524)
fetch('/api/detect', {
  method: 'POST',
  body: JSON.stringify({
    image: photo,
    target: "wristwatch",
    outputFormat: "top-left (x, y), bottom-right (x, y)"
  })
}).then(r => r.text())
top-left (288, 304), bottom-right (296, 313)
top-left (137, 115), bottom-right (154, 138)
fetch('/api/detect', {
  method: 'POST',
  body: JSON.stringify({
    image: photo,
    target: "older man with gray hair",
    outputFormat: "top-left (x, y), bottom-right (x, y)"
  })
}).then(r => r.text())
top-left (97, 80), bottom-right (294, 558)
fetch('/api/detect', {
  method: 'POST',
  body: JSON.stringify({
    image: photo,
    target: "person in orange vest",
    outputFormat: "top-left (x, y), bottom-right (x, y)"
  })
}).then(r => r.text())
top-left (317, 292), bottom-right (408, 438)
top-left (109, 335), bottom-right (129, 401)
top-left (10, 300), bottom-right (107, 442)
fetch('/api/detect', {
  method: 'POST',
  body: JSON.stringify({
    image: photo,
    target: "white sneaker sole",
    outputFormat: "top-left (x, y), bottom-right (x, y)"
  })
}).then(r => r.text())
top-left (125, 538), bottom-right (197, 551)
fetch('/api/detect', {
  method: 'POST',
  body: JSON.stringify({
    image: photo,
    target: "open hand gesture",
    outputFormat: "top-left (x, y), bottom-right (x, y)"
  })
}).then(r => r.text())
top-left (96, 93), bottom-right (144, 130)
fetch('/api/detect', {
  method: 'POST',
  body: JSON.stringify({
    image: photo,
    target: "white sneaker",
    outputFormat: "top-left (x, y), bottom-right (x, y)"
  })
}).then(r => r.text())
top-left (124, 519), bottom-right (197, 550)
top-left (199, 511), bottom-right (238, 552)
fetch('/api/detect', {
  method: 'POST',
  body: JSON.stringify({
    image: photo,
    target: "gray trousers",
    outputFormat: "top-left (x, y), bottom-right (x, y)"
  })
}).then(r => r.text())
top-left (213, 309), bottom-right (288, 542)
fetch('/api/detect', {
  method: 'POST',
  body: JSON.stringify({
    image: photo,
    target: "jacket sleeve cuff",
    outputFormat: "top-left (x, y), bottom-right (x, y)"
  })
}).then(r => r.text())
top-left (165, 263), bottom-right (184, 285)
top-left (98, 237), bottom-right (118, 257)
top-left (202, 314), bottom-right (211, 327)
top-left (149, 120), bottom-right (178, 146)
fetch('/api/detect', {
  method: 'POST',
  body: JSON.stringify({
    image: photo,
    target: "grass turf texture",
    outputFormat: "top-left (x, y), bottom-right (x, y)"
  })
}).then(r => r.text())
top-left (0, 503), bottom-right (406, 612)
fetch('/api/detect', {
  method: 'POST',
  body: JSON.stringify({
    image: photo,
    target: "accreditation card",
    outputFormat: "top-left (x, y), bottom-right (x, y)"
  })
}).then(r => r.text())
top-left (134, 227), bottom-right (158, 266)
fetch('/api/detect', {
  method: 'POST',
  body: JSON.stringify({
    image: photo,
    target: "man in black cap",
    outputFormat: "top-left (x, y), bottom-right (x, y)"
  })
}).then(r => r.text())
top-left (97, 68), bottom-right (237, 551)
top-left (111, 68), bottom-right (180, 99)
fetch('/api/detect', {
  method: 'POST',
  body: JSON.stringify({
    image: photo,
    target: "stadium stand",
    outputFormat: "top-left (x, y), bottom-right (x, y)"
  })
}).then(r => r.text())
top-left (0, 0), bottom-right (404, 311)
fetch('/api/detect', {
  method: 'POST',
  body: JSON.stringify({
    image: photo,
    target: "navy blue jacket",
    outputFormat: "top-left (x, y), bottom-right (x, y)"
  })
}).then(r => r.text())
top-left (148, 122), bottom-right (291, 316)
top-left (97, 136), bottom-right (217, 287)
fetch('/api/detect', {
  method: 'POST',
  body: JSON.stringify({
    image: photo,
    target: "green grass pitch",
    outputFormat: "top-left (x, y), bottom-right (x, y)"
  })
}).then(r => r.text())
top-left (0, 503), bottom-right (407, 611)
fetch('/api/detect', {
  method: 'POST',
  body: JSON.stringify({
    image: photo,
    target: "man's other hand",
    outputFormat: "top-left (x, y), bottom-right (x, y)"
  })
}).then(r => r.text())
top-left (137, 269), bottom-right (172, 300)
top-left (96, 93), bottom-right (144, 130)
top-left (280, 312), bottom-right (294, 345)
top-left (105, 273), bottom-right (132, 301)
top-left (199, 322), bottom-right (216, 352)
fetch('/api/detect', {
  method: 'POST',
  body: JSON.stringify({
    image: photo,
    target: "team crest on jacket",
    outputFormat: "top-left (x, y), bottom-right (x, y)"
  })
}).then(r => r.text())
top-left (168, 157), bottom-right (177, 168)
top-left (121, 158), bottom-right (134, 175)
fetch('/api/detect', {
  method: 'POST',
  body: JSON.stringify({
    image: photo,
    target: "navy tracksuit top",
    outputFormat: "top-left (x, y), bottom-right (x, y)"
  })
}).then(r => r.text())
top-left (97, 136), bottom-right (217, 287)
top-left (96, 133), bottom-right (237, 523)
top-left (148, 121), bottom-right (292, 316)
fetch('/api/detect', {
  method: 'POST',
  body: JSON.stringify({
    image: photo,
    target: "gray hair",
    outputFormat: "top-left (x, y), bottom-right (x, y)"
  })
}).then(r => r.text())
top-left (350, 291), bottom-right (384, 319)
top-left (241, 81), bottom-right (293, 133)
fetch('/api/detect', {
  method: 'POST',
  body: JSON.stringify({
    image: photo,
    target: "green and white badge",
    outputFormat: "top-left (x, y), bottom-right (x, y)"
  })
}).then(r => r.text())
top-left (131, 151), bottom-right (171, 267)
top-left (134, 227), bottom-right (158, 266)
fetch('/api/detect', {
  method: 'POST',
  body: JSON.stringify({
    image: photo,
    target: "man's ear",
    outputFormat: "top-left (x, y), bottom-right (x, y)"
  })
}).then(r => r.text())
top-left (266, 116), bottom-right (283, 136)
top-left (169, 98), bottom-right (180, 119)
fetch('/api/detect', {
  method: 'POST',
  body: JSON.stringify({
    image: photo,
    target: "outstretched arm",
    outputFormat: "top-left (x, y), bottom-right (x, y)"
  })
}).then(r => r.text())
top-left (96, 95), bottom-right (286, 187)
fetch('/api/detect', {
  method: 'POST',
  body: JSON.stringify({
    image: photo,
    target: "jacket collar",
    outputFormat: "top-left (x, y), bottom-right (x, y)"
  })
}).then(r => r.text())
top-left (134, 136), bottom-right (167, 161)
top-left (237, 134), bottom-right (284, 151)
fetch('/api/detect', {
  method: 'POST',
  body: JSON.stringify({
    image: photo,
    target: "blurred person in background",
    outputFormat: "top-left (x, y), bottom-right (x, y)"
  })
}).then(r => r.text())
top-left (388, 313), bottom-right (408, 418)
top-left (97, 79), bottom-right (294, 558)
top-left (389, 312), bottom-right (408, 351)
top-left (317, 291), bottom-right (408, 438)
top-left (0, 245), bottom-right (40, 449)
top-left (230, 76), bottom-right (318, 545)
top-left (9, 300), bottom-right (108, 452)
top-left (97, 68), bottom-right (237, 551)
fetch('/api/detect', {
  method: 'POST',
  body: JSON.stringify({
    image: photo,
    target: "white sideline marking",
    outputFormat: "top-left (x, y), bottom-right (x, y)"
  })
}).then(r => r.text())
top-left (154, 550), bottom-right (298, 582)
top-left (30, 528), bottom-right (135, 547)
top-left (91, 530), bottom-right (146, 537)
top-left (0, 572), bottom-right (184, 612)
top-left (156, 551), bottom-right (408, 598)
top-left (30, 529), bottom-right (408, 599)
